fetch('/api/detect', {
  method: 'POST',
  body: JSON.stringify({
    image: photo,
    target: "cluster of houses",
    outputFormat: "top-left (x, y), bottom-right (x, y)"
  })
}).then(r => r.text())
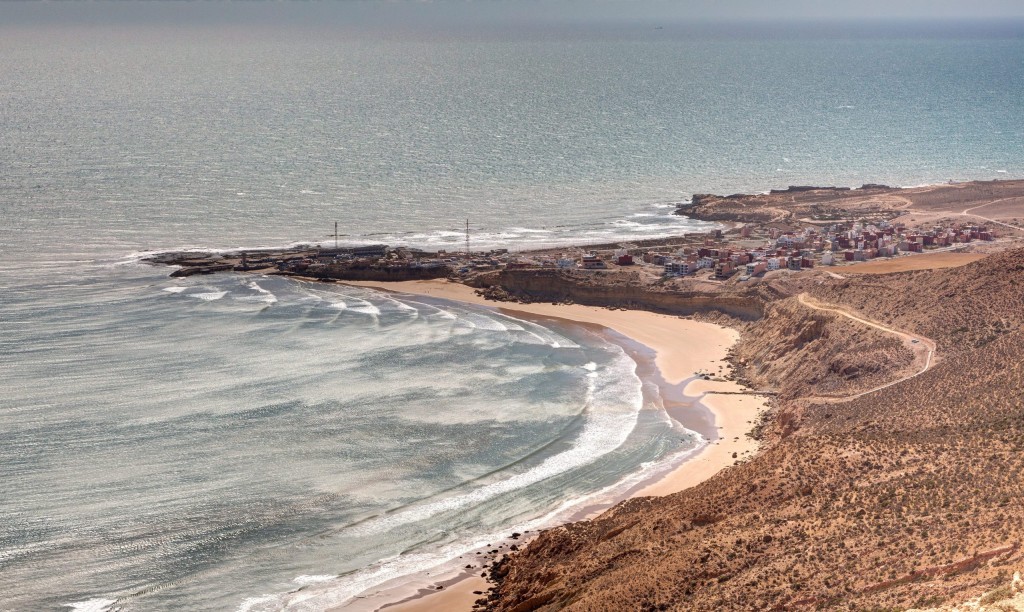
top-left (250, 216), bottom-right (996, 282)
top-left (770, 220), bottom-right (994, 261)
top-left (655, 220), bottom-right (996, 280)
top-left (653, 246), bottom-right (814, 280)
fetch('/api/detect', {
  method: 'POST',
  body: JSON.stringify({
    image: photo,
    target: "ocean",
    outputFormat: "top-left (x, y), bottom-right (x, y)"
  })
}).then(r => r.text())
top-left (2, 6), bottom-right (1023, 610)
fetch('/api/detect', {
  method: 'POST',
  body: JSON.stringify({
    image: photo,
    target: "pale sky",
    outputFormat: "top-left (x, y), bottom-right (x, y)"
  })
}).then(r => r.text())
top-left (3, 0), bottom-right (1024, 29)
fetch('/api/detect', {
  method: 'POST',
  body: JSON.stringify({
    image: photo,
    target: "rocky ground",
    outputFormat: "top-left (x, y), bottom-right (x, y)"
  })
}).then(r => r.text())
top-left (678, 180), bottom-right (1024, 227)
top-left (472, 248), bottom-right (1024, 612)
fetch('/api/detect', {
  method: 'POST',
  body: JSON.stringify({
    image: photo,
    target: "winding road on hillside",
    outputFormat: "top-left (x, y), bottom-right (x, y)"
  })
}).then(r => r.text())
top-left (796, 293), bottom-right (936, 402)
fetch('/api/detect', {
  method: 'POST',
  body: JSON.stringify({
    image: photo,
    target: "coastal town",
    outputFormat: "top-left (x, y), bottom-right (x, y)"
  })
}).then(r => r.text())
top-left (152, 202), bottom-right (1002, 285)
top-left (144, 179), bottom-right (1024, 612)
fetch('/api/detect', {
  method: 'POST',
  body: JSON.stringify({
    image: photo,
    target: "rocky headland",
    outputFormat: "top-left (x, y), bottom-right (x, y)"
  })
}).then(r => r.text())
top-left (145, 179), bottom-right (1024, 611)
top-left (474, 249), bottom-right (1024, 611)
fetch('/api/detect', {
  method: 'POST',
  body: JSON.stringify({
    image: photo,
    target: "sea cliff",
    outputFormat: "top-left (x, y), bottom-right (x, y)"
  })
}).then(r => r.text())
top-left (477, 249), bottom-right (1024, 611)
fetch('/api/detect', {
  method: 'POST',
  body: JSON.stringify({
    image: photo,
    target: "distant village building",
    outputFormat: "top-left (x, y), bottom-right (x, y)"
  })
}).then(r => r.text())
top-left (714, 260), bottom-right (736, 279)
top-left (664, 260), bottom-right (695, 277)
top-left (580, 252), bottom-right (606, 269)
top-left (746, 260), bottom-right (768, 276)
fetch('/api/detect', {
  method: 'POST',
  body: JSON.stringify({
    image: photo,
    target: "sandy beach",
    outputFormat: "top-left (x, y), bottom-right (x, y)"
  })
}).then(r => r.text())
top-left (335, 279), bottom-right (767, 612)
top-left (344, 279), bottom-right (738, 386)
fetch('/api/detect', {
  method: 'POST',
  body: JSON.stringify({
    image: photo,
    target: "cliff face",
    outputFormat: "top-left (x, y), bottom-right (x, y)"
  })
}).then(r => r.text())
top-left (471, 269), bottom-right (766, 321)
top-left (733, 297), bottom-right (914, 400)
top-left (306, 263), bottom-right (452, 282)
top-left (484, 251), bottom-right (1024, 612)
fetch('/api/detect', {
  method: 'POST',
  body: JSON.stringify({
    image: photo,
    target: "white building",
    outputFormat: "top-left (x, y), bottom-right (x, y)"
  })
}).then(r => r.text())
top-left (664, 260), bottom-right (694, 276)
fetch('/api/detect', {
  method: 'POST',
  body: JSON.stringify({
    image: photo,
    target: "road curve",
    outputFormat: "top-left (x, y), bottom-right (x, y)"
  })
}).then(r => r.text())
top-left (796, 293), bottom-right (936, 402)
top-left (960, 197), bottom-right (1024, 232)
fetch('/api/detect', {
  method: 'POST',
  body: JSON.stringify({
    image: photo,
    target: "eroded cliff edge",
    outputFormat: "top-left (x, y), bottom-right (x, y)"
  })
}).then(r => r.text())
top-left (473, 249), bottom-right (1024, 611)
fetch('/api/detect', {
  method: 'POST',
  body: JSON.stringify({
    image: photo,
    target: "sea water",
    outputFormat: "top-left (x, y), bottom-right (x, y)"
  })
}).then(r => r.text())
top-left (1, 267), bottom-right (692, 610)
top-left (2, 6), bottom-right (1023, 610)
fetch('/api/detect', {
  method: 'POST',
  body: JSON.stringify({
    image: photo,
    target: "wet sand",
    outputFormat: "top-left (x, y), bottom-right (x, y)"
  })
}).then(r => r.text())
top-left (337, 279), bottom-right (768, 612)
top-left (344, 279), bottom-right (735, 386)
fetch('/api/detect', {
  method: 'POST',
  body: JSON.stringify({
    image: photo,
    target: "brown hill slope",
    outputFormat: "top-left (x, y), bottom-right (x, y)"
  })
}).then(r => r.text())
top-left (730, 297), bottom-right (915, 400)
top-left (485, 251), bottom-right (1024, 612)
top-left (808, 248), bottom-right (1024, 353)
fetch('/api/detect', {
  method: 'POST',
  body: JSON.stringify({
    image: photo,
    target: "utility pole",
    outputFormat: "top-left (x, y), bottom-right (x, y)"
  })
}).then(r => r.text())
top-left (465, 219), bottom-right (470, 255)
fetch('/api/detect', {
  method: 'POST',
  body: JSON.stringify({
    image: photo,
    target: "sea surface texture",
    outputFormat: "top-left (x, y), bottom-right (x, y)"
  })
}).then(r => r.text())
top-left (2, 6), bottom-right (1023, 610)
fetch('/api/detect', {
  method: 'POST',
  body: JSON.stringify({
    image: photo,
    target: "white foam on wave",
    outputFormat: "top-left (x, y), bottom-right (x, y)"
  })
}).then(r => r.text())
top-left (511, 318), bottom-right (579, 349)
top-left (292, 575), bottom-right (338, 585)
top-left (245, 281), bottom-right (278, 304)
top-left (451, 310), bottom-right (508, 332)
top-left (486, 312), bottom-right (525, 332)
top-left (162, 286), bottom-right (188, 294)
top-left (237, 349), bottom-right (674, 612)
top-left (237, 594), bottom-right (277, 612)
top-left (382, 297), bottom-right (419, 317)
top-left (399, 299), bottom-right (459, 320)
top-left (189, 291), bottom-right (228, 301)
top-left (63, 598), bottom-right (115, 612)
top-left (505, 227), bottom-right (552, 234)
top-left (328, 301), bottom-right (348, 310)
top-left (342, 346), bottom-right (642, 539)
top-left (346, 299), bottom-right (381, 316)
top-left (343, 213), bottom-right (710, 253)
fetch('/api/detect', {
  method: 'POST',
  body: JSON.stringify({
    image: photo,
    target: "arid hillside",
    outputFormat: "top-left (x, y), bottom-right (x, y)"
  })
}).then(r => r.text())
top-left (678, 179), bottom-right (1024, 225)
top-left (482, 250), bottom-right (1024, 612)
top-left (729, 297), bottom-right (915, 400)
top-left (808, 247), bottom-right (1024, 354)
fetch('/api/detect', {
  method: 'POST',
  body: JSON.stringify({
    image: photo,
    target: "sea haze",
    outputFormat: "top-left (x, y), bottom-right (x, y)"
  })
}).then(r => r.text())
top-left (1, 7), bottom-right (1023, 611)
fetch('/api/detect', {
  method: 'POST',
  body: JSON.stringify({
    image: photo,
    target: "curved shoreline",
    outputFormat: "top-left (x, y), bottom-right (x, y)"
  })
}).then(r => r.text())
top-left (336, 279), bottom-right (768, 612)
